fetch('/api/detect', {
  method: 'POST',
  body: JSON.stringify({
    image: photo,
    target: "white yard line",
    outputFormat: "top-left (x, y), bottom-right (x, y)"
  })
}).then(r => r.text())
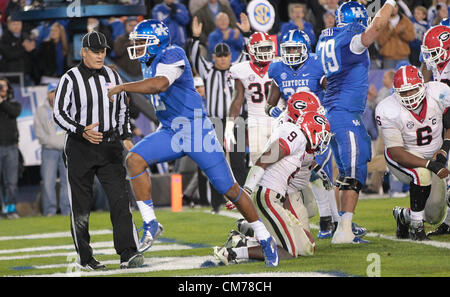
top-left (0, 229), bottom-right (112, 241)
top-left (0, 243), bottom-right (193, 261)
top-left (212, 210), bottom-right (450, 249)
top-left (23, 256), bottom-right (217, 277)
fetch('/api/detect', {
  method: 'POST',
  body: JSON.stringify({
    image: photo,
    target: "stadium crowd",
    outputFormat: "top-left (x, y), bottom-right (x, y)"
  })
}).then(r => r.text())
top-left (0, 0), bottom-right (448, 219)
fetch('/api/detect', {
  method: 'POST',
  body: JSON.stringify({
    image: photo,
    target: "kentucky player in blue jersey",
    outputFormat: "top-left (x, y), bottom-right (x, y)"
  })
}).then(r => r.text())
top-left (265, 29), bottom-right (325, 114)
top-left (107, 20), bottom-right (279, 266)
top-left (315, 1), bottom-right (396, 244)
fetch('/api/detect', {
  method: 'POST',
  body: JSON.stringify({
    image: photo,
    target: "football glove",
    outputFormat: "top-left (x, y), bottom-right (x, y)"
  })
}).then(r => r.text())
top-left (224, 120), bottom-right (236, 152)
top-left (312, 163), bottom-right (332, 191)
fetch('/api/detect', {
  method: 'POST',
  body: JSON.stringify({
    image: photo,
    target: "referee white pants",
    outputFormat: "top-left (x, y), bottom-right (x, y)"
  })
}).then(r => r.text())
top-left (252, 186), bottom-right (315, 257)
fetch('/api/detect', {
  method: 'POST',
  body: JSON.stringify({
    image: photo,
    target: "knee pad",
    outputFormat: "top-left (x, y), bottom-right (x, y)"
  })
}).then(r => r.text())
top-left (409, 183), bottom-right (431, 212)
top-left (338, 177), bottom-right (362, 194)
top-left (414, 167), bottom-right (432, 187)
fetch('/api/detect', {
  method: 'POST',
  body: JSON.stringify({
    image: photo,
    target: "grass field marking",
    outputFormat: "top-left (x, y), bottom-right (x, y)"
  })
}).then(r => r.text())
top-left (23, 256), bottom-right (217, 277)
top-left (0, 229), bottom-right (112, 241)
top-left (211, 210), bottom-right (450, 250)
top-left (0, 243), bottom-right (194, 262)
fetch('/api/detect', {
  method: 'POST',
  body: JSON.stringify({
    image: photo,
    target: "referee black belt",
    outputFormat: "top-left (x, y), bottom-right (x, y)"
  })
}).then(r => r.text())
top-left (102, 129), bottom-right (119, 143)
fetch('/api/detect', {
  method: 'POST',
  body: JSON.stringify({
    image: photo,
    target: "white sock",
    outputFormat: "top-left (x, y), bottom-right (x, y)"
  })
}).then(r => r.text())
top-left (311, 183), bottom-right (332, 217)
top-left (248, 220), bottom-right (271, 241)
top-left (341, 211), bottom-right (353, 221)
top-left (328, 190), bottom-right (340, 222)
top-left (232, 247), bottom-right (249, 260)
top-left (410, 210), bottom-right (424, 222)
top-left (137, 200), bottom-right (156, 223)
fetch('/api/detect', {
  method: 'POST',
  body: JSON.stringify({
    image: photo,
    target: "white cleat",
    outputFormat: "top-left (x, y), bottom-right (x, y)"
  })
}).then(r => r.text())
top-left (138, 220), bottom-right (164, 253)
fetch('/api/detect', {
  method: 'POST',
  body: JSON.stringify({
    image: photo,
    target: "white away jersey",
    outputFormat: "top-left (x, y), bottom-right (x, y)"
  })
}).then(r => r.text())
top-left (431, 61), bottom-right (450, 86)
top-left (375, 81), bottom-right (450, 159)
top-left (258, 121), bottom-right (309, 195)
top-left (229, 61), bottom-right (273, 121)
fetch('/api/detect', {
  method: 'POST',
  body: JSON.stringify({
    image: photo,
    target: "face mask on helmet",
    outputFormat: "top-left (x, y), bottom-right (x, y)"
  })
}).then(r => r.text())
top-left (297, 113), bottom-right (332, 156)
top-left (281, 42), bottom-right (308, 66)
top-left (127, 32), bottom-right (161, 63)
top-left (421, 44), bottom-right (448, 69)
top-left (249, 42), bottom-right (275, 63)
top-left (395, 84), bottom-right (426, 110)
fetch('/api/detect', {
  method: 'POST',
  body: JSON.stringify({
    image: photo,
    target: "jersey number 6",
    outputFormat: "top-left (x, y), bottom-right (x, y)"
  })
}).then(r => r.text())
top-left (416, 126), bottom-right (432, 146)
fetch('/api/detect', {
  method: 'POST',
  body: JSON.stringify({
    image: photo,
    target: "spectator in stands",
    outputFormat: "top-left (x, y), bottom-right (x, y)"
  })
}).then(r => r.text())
top-left (375, 70), bottom-right (395, 104)
top-left (37, 22), bottom-right (68, 84)
top-left (323, 10), bottom-right (335, 29)
top-left (208, 12), bottom-right (244, 62)
top-left (281, 3), bottom-right (316, 48)
top-left (427, 0), bottom-right (450, 26)
top-left (229, 0), bottom-right (247, 22)
top-left (376, 4), bottom-right (415, 69)
top-left (33, 82), bottom-right (70, 217)
top-left (113, 16), bottom-right (142, 78)
top-left (193, 0), bottom-right (237, 47)
top-left (152, 0), bottom-right (190, 48)
top-left (363, 84), bottom-right (379, 142)
top-left (0, 16), bottom-right (38, 85)
top-left (0, 77), bottom-right (21, 219)
top-left (404, 4), bottom-right (430, 66)
top-left (87, 18), bottom-right (113, 56)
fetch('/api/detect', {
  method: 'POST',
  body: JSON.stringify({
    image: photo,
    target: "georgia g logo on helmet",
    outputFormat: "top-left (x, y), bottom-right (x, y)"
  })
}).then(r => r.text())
top-left (293, 100), bottom-right (307, 111)
top-left (439, 31), bottom-right (450, 42)
top-left (313, 114), bottom-right (327, 126)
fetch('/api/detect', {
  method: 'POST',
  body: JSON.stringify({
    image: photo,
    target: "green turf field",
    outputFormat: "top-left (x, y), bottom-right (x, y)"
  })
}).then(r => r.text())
top-left (0, 196), bottom-right (449, 277)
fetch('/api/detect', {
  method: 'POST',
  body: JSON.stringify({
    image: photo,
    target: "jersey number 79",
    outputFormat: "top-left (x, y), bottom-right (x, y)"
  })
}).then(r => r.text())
top-left (317, 39), bottom-right (340, 75)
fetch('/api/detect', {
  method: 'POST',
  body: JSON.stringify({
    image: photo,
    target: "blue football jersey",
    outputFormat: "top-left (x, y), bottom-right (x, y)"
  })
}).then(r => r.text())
top-left (316, 23), bottom-right (370, 113)
top-left (268, 53), bottom-right (325, 101)
top-left (141, 45), bottom-right (207, 127)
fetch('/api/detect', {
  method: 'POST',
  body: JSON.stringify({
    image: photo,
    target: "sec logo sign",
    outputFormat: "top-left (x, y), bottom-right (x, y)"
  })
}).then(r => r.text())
top-left (247, 0), bottom-right (275, 33)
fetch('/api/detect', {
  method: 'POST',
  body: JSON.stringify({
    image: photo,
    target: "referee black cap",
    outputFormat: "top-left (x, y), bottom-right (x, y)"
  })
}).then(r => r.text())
top-left (214, 43), bottom-right (230, 56)
top-left (82, 31), bottom-right (110, 51)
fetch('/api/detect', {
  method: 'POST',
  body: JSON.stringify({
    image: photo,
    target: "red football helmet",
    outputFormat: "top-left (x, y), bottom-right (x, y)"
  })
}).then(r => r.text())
top-left (421, 25), bottom-right (450, 69)
top-left (287, 91), bottom-right (325, 122)
top-left (393, 65), bottom-right (426, 110)
top-left (297, 111), bottom-right (331, 155)
top-left (247, 32), bottom-right (275, 64)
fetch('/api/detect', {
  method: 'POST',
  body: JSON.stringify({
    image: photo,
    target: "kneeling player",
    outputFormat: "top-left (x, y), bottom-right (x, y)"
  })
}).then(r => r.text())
top-left (214, 111), bottom-right (331, 264)
top-left (375, 65), bottom-right (450, 240)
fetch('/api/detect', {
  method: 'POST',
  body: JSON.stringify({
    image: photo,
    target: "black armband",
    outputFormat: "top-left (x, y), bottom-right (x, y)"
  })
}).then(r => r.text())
top-left (426, 160), bottom-right (446, 175)
top-left (444, 108), bottom-right (450, 129)
top-left (441, 139), bottom-right (450, 155)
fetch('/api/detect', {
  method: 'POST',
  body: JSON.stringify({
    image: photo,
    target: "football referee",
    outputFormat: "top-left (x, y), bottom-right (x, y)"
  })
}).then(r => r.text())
top-left (53, 31), bottom-right (142, 270)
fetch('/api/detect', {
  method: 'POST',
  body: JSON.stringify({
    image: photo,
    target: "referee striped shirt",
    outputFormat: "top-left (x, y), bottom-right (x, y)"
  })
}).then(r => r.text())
top-left (53, 62), bottom-right (131, 139)
top-left (190, 38), bottom-right (246, 119)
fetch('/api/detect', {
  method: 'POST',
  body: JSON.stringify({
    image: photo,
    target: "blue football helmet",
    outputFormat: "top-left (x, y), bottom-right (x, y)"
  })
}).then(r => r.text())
top-left (441, 18), bottom-right (450, 26)
top-left (128, 19), bottom-right (171, 63)
top-left (280, 29), bottom-right (311, 66)
top-left (335, 1), bottom-right (369, 28)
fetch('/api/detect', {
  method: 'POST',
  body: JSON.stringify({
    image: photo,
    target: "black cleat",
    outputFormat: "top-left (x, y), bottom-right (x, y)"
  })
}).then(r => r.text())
top-left (393, 206), bottom-right (410, 239)
top-left (120, 251), bottom-right (144, 269)
top-left (80, 257), bottom-right (107, 271)
top-left (409, 221), bottom-right (429, 241)
top-left (427, 223), bottom-right (450, 237)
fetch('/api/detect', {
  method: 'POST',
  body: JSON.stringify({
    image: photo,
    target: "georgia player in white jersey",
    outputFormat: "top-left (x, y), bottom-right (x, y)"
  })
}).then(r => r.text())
top-left (375, 65), bottom-right (450, 240)
top-left (225, 32), bottom-right (281, 164)
top-left (421, 25), bottom-right (450, 236)
top-left (214, 111), bottom-right (332, 265)
top-left (421, 25), bottom-right (450, 85)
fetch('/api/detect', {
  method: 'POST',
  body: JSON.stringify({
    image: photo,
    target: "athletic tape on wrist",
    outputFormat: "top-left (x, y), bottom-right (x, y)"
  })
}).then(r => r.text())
top-left (385, 0), bottom-right (396, 7)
